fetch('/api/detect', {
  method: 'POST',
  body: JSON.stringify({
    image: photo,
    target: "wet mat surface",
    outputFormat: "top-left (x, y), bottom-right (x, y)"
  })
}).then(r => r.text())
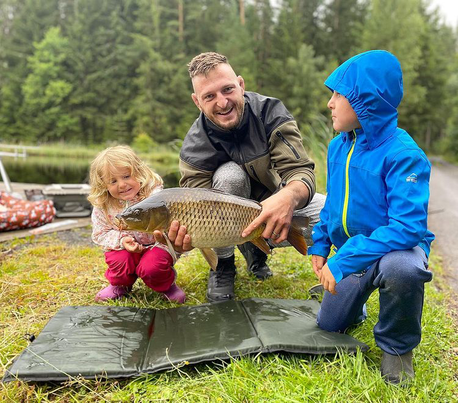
top-left (3, 299), bottom-right (368, 382)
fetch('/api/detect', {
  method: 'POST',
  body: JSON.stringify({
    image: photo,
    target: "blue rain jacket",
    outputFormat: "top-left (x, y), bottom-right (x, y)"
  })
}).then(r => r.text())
top-left (308, 50), bottom-right (435, 283)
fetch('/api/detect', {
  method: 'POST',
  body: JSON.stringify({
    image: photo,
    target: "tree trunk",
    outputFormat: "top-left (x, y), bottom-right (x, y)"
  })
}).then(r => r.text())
top-left (239, 0), bottom-right (245, 26)
top-left (178, 0), bottom-right (184, 42)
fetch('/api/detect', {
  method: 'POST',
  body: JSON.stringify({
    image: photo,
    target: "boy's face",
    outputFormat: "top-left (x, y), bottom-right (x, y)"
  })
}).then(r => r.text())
top-left (327, 91), bottom-right (361, 133)
top-left (191, 63), bottom-right (245, 130)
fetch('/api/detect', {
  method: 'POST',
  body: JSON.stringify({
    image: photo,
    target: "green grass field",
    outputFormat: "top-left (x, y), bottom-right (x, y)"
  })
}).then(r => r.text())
top-left (0, 232), bottom-right (457, 402)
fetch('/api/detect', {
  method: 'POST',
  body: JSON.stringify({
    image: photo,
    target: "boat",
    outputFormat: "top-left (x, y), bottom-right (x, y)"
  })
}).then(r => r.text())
top-left (0, 191), bottom-right (56, 232)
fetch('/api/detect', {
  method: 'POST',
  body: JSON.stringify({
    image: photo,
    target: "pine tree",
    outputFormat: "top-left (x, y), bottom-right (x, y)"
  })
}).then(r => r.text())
top-left (360, 0), bottom-right (427, 142)
top-left (19, 27), bottom-right (78, 142)
top-left (321, 0), bottom-right (367, 63)
top-left (281, 44), bottom-right (328, 126)
top-left (0, 0), bottom-right (61, 141)
top-left (64, 0), bottom-right (139, 143)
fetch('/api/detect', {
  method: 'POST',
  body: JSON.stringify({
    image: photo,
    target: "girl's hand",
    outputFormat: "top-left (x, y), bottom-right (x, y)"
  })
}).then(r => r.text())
top-left (122, 236), bottom-right (144, 253)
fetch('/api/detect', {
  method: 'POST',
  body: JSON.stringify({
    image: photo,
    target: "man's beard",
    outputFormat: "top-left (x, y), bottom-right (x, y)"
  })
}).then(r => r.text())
top-left (207, 98), bottom-right (245, 131)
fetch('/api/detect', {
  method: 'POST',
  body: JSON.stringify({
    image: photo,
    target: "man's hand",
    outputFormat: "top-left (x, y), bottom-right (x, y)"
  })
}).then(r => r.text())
top-left (241, 181), bottom-right (309, 244)
top-left (153, 220), bottom-right (193, 254)
top-left (318, 263), bottom-right (337, 295)
top-left (122, 236), bottom-right (144, 253)
top-left (311, 254), bottom-right (327, 278)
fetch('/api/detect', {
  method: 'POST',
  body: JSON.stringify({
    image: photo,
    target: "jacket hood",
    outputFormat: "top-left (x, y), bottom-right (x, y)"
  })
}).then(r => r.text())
top-left (325, 50), bottom-right (403, 149)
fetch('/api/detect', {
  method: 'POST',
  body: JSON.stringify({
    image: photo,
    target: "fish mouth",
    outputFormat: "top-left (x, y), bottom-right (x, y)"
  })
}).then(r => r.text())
top-left (115, 213), bottom-right (146, 231)
top-left (113, 215), bottom-right (126, 230)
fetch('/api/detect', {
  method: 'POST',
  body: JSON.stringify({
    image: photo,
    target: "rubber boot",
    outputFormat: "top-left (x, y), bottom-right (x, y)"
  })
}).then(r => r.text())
top-left (238, 242), bottom-right (272, 280)
top-left (381, 351), bottom-right (414, 385)
top-left (206, 255), bottom-right (236, 302)
top-left (162, 283), bottom-right (186, 304)
top-left (308, 284), bottom-right (325, 299)
top-left (95, 285), bottom-right (132, 301)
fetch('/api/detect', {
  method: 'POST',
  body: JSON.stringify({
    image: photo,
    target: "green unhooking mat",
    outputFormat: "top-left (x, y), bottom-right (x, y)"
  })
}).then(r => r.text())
top-left (3, 298), bottom-right (368, 383)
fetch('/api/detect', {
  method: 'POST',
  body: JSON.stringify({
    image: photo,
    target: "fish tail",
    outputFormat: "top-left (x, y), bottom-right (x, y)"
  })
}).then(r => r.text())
top-left (287, 223), bottom-right (308, 255)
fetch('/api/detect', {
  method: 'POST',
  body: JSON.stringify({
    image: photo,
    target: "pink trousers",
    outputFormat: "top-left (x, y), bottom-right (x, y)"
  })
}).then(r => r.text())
top-left (104, 247), bottom-right (175, 292)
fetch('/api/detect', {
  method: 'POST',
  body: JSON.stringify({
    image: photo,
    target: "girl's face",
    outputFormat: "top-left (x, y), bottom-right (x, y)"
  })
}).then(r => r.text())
top-left (104, 166), bottom-right (140, 202)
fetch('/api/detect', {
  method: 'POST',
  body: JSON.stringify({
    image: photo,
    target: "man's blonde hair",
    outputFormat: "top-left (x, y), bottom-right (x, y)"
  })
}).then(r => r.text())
top-left (187, 52), bottom-right (229, 78)
top-left (87, 145), bottom-right (163, 215)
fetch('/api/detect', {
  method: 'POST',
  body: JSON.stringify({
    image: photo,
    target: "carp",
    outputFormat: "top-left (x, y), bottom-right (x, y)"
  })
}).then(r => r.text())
top-left (116, 188), bottom-right (309, 270)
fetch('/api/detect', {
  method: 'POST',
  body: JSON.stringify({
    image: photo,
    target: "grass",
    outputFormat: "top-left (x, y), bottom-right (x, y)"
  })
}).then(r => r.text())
top-left (0, 233), bottom-right (457, 402)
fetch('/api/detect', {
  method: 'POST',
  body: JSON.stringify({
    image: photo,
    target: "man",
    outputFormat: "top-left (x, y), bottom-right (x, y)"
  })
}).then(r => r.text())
top-left (161, 52), bottom-right (325, 302)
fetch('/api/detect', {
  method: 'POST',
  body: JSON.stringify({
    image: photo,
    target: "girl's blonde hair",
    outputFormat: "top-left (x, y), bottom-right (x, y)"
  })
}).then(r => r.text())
top-left (87, 145), bottom-right (163, 214)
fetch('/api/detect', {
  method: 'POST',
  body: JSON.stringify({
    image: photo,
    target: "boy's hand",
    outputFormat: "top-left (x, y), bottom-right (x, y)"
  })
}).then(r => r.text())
top-left (122, 236), bottom-right (144, 253)
top-left (153, 220), bottom-right (193, 254)
top-left (318, 263), bottom-right (337, 295)
top-left (311, 255), bottom-right (327, 278)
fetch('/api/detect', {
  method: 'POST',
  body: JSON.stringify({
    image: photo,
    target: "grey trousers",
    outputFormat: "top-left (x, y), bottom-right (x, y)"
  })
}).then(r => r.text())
top-left (212, 161), bottom-right (325, 258)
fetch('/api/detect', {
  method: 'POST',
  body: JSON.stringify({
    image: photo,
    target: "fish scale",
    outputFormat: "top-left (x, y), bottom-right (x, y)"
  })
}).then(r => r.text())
top-left (163, 193), bottom-right (264, 248)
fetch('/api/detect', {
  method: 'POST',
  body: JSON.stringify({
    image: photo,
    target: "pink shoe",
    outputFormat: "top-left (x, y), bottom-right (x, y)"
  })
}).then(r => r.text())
top-left (95, 285), bottom-right (132, 301)
top-left (162, 284), bottom-right (186, 303)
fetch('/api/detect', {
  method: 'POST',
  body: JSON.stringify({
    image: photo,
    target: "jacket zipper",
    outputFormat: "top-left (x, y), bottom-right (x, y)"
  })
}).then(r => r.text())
top-left (235, 132), bottom-right (245, 164)
top-left (275, 131), bottom-right (300, 159)
top-left (342, 131), bottom-right (356, 237)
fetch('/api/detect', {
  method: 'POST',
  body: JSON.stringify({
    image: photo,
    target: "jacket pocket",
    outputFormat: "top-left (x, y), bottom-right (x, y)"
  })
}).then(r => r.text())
top-left (249, 164), bottom-right (261, 182)
top-left (275, 131), bottom-right (300, 159)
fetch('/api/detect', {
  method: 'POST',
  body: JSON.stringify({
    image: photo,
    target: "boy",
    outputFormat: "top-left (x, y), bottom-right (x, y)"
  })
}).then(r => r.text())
top-left (308, 50), bottom-right (434, 384)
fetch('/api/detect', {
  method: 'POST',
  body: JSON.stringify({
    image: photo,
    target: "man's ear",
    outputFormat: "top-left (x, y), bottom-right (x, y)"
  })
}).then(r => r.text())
top-left (238, 76), bottom-right (245, 93)
top-left (191, 93), bottom-right (201, 111)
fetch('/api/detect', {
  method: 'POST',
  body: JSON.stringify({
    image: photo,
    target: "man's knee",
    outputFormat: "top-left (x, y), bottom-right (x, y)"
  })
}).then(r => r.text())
top-left (305, 193), bottom-right (326, 226)
top-left (212, 162), bottom-right (250, 197)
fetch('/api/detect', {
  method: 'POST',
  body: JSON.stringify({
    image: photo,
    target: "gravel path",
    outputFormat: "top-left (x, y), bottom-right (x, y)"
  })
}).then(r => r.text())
top-left (428, 157), bottom-right (458, 294)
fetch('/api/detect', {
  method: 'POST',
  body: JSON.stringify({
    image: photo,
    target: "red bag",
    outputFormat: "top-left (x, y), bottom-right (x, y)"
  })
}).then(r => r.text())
top-left (0, 191), bottom-right (56, 232)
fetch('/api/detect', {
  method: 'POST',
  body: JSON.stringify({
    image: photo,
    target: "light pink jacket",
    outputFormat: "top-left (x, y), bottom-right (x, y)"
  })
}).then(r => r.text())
top-left (91, 185), bottom-right (164, 251)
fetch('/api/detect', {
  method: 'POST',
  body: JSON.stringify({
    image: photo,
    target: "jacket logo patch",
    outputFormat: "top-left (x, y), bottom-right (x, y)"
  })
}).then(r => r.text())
top-left (406, 173), bottom-right (418, 183)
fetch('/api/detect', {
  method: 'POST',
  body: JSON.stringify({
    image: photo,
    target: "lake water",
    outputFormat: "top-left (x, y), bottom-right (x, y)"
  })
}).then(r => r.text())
top-left (1, 156), bottom-right (180, 187)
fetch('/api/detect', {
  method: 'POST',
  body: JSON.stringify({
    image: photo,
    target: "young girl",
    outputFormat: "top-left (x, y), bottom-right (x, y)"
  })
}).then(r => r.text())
top-left (87, 145), bottom-right (186, 303)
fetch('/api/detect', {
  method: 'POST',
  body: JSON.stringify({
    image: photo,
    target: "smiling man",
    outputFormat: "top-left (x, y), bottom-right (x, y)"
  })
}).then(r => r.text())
top-left (179, 52), bottom-right (325, 302)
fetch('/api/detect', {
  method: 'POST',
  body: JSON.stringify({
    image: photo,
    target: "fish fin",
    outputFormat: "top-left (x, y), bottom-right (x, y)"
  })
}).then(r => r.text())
top-left (162, 232), bottom-right (178, 264)
top-left (291, 214), bottom-right (310, 229)
top-left (200, 248), bottom-right (218, 271)
top-left (250, 237), bottom-right (271, 255)
top-left (287, 224), bottom-right (308, 255)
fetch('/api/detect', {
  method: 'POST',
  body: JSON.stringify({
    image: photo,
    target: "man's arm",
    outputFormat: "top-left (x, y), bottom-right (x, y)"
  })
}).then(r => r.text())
top-left (179, 158), bottom-right (214, 189)
top-left (242, 119), bottom-right (315, 243)
top-left (269, 120), bottom-right (316, 207)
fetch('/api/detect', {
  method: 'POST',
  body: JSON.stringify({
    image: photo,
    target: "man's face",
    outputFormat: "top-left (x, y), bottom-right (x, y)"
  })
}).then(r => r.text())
top-left (191, 63), bottom-right (245, 130)
top-left (327, 91), bottom-right (361, 133)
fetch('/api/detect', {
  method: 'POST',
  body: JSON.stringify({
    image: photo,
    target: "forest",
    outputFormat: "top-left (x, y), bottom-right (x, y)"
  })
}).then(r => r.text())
top-left (1, 0), bottom-right (457, 158)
